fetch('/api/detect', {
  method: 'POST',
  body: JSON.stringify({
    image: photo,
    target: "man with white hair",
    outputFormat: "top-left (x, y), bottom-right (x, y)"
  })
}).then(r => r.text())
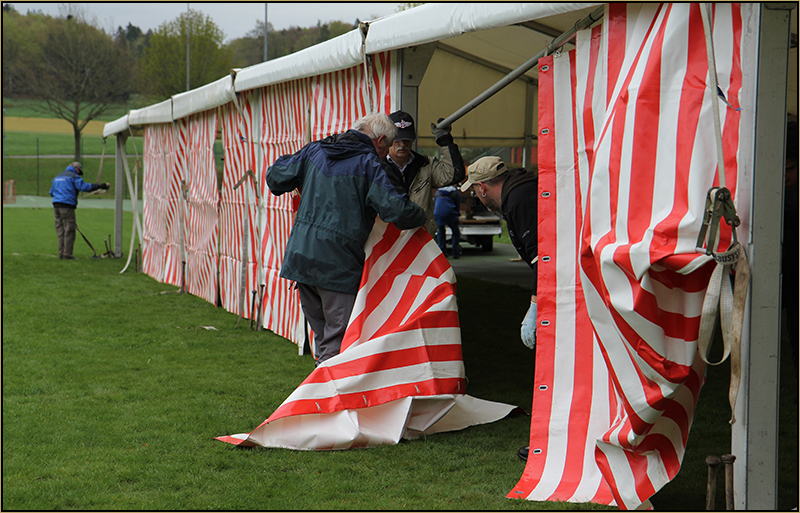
top-left (49, 161), bottom-right (109, 259)
top-left (267, 112), bottom-right (427, 365)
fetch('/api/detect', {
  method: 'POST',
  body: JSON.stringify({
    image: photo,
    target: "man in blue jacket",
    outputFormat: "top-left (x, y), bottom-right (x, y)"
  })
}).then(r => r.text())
top-left (49, 162), bottom-right (109, 259)
top-left (267, 113), bottom-right (427, 365)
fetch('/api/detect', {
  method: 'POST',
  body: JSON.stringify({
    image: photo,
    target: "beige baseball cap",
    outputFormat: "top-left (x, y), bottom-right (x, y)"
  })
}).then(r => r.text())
top-left (460, 156), bottom-right (507, 192)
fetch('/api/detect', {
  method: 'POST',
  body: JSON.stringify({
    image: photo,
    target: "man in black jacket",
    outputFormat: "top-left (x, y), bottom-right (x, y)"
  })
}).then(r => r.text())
top-left (461, 155), bottom-right (537, 461)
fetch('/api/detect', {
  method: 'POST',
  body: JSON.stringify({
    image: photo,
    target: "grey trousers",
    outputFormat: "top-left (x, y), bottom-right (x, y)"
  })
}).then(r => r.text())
top-left (54, 206), bottom-right (77, 259)
top-left (297, 283), bottom-right (356, 365)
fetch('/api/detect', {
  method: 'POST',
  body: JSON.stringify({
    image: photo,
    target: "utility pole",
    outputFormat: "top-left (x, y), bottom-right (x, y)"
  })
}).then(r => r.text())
top-left (186, 2), bottom-right (191, 91)
top-left (264, 2), bottom-right (269, 62)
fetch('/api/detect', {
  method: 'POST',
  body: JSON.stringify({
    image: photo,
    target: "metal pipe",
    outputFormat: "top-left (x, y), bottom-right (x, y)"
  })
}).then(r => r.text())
top-left (264, 3), bottom-right (269, 62)
top-left (436, 5), bottom-right (604, 131)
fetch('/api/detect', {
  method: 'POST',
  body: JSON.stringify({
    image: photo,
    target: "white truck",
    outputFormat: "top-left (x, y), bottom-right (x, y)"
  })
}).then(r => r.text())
top-left (442, 190), bottom-right (503, 252)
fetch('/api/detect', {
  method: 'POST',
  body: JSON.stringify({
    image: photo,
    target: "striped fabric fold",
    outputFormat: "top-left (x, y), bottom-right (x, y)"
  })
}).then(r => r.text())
top-left (510, 4), bottom-right (743, 509)
top-left (217, 220), bottom-right (517, 450)
top-left (219, 96), bottom-right (260, 319)
top-left (259, 79), bottom-right (308, 345)
top-left (180, 112), bottom-right (219, 305)
top-left (142, 122), bottom-right (182, 286)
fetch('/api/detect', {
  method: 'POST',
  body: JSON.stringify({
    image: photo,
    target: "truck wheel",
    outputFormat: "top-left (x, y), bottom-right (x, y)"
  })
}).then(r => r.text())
top-left (480, 237), bottom-right (493, 252)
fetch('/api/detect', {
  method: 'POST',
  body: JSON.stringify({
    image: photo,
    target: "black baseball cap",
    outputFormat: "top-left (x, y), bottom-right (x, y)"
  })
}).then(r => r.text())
top-left (388, 111), bottom-right (416, 141)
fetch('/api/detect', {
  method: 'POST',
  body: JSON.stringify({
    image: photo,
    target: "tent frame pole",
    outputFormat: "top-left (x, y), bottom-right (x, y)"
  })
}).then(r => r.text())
top-left (733, 3), bottom-right (794, 509)
top-left (436, 5), bottom-right (604, 131)
top-left (114, 132), bottom-right (128, 258)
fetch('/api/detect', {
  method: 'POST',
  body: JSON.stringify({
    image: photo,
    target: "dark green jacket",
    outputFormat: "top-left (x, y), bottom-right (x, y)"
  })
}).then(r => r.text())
top-left (267, 130), bottom-right (426, 294)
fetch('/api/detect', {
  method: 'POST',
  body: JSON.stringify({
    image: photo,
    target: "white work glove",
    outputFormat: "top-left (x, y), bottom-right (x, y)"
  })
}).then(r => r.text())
top-left (520, 301), bottom-right (537, 350)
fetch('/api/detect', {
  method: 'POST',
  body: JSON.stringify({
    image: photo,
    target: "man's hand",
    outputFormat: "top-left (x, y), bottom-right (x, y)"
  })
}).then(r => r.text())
top-left (520, 301), bottom-right (537, 350)
top-left (99, 183), bottom-right (110, 190)
top-left (430, 118), bottom-right (452, 146)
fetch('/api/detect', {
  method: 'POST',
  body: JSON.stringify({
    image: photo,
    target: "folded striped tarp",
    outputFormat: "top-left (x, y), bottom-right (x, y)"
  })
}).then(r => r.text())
top-left (217, 220), bottom-right (517, 449)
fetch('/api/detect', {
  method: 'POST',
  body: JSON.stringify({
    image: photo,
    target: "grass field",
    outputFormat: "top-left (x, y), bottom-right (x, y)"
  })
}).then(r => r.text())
top-left (2, 205), bottom-right (797, 511)
top-left (2, 96), bottom-right (157, 122)
top-left (4, 130), bottom-right (115, 155)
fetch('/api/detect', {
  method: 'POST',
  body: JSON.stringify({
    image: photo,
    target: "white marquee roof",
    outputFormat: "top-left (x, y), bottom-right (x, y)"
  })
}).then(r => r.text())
top-left (104, 3), bottom-right (600, 137)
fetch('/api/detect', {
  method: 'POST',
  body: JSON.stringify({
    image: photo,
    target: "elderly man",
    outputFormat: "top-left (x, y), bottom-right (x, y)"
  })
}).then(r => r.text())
top-left (49, 161), bottom-right (109, 259)
top-left (461, 155), bottom-right (538, 461)
top-left (267, 112), bottom-right (427, 365)
top-left (386, 111), bottom-right (466, 236)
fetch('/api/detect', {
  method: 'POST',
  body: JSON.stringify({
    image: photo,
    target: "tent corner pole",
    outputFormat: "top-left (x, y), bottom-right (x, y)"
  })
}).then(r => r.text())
top-left (114, 132), bottom-right (129, 258)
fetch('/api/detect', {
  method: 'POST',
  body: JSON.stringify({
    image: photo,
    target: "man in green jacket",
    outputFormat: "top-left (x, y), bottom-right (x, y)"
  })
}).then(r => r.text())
top-left (267, 113), bottom-right (426, 365)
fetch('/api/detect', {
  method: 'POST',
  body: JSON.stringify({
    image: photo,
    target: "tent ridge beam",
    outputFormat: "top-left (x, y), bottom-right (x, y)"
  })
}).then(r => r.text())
top-left (516, 20), bottom-right (574, 42)
top-left (437, 43), bottom-right (538, 86)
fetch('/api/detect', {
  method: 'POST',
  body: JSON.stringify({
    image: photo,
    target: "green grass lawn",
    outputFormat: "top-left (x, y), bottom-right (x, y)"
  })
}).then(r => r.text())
top-left (2, 95), bottom-right (159, 122)
top-left (2, 206), bottom-right (797, 510)
top-left (3, 130), bottom-right (136, 156)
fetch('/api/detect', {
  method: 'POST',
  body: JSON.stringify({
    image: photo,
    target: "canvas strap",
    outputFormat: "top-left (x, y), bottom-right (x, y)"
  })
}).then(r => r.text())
top-left (695, 4), bottom-right (750, 425)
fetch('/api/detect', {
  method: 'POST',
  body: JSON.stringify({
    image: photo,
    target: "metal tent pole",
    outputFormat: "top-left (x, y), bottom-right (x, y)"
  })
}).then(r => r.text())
top-left (435, 5), bottom-right (604, 131)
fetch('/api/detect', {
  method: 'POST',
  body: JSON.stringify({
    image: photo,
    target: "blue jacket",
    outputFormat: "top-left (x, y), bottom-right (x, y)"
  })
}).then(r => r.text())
top-left (50, 165), bottom-right (99, 207)
top-left (267, 130), bottom-right (427, 294)
top-left (434, 185), bottom-right (460, 222)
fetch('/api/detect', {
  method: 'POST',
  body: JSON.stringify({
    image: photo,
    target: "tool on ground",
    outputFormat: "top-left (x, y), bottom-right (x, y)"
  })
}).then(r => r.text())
top-left (705, 455), bottom-right (721, 510)
top-left (721, 454), bottom-right (736, 510)
top-left (233, 170), bottom-right (257, 328)
top-left (75, 225), bottom-right (100, 258)
top-left (250, 289), bottom-right (257, 330)
top-left (256, 283), bottom-right (265, 331)
top-left (179, 180), bottom-right (189, 294)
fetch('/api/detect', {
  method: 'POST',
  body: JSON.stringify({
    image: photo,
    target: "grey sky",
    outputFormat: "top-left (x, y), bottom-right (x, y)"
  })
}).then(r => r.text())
top-left (9, 3), bottom-right (405, 43)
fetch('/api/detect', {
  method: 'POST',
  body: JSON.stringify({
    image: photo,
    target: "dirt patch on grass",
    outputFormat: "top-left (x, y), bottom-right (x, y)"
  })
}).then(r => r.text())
top-left (5, 117), bottom-right (106, 136)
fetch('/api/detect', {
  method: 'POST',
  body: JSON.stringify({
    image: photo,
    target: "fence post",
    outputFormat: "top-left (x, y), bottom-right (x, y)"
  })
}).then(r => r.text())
top-left (36, 138), bottom-right (40, 197)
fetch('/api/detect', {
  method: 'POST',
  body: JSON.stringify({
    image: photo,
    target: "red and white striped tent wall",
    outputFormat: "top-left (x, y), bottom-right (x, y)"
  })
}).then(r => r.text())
top-left (258, 79), bottom-right (307, 344)
top-left (179, 113), bottom-right (219, 303)
top-left (511, 4), bottom-right (745, 509)
top-left (219, 90), bottom-right (261, 318)
top-left (141, 122), bottom-right (184, 287)
top-left (141, 113), bottom-right (219, 303)
top-left (103, 3), bottom-right (794, 509)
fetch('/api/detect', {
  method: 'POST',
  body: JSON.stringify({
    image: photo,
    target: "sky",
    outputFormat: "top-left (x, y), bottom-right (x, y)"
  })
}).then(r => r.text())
top-left (9, 2), bottom-right (406, 42)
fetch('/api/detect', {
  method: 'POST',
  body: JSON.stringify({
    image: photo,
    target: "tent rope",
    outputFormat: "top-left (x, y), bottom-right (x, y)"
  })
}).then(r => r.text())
top-left (81, 139), bottom-right (108, 198)
top-left (695, 3), bottom-right (749, 425)
top-left (120, 126), bottom-right (144, 274)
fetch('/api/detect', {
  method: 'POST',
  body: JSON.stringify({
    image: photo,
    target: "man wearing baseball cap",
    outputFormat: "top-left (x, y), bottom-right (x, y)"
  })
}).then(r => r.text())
top-left (49, 161), bottom-right (110, 259)
top-left (463, 155), bottom-right (538, 462)
top-left (386, 111), bottom-right (465, 236)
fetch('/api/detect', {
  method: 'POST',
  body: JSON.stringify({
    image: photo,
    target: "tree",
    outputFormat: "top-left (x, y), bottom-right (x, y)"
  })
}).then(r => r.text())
top-left (2, 7), bottom-right (50, 96)
top-left (229, 19), bottom-right (356, 69)
top-left (140, 9), bottom-right (232, 99)
top-left (20, 14), bottom-right (131, 159)
top-left (113, 22), bottom-right (150, 94)
top-left (395, 3), bottom-right (425, 12)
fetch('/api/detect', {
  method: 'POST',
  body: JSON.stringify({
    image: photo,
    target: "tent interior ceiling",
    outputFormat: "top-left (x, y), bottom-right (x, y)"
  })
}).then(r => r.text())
top-left (439, 6), bottom-right (598, 83)
top-left (414, 5), bottom-right (598, 149)
top-left (416, 4), bottom-right (797, 149)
